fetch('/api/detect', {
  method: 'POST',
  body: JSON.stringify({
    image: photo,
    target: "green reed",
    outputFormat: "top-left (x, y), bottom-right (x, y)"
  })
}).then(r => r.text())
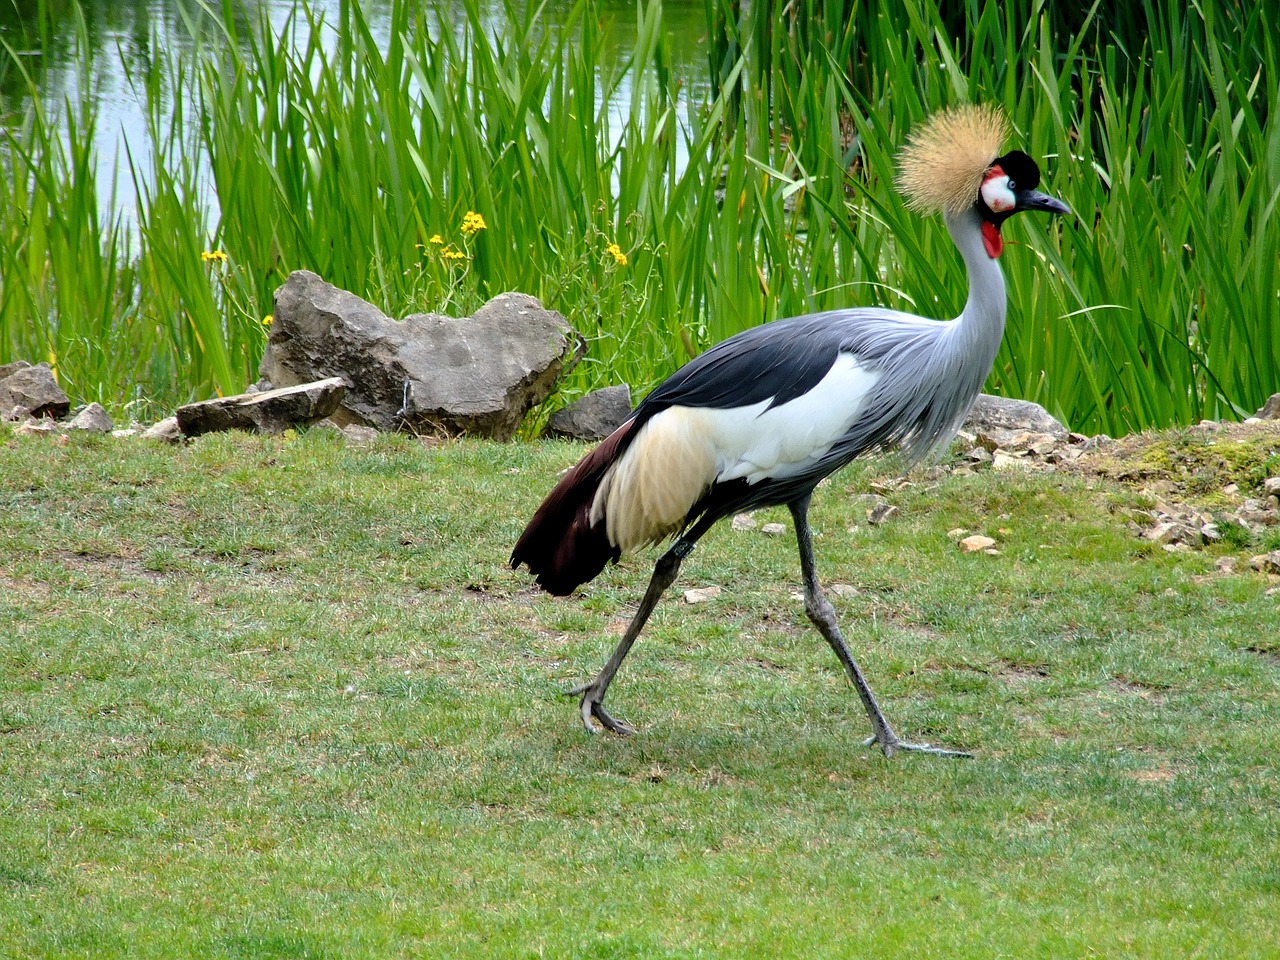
top-left (0, 0), bottom-right (1275, 434)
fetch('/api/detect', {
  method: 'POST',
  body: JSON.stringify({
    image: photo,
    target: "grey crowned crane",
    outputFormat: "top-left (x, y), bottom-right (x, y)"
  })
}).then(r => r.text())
top-left (511, 105), bottom-right (1071, 757)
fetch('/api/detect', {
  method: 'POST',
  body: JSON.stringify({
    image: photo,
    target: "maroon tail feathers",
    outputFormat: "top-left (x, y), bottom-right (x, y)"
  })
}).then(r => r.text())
top-left (510, 419), bottom-right (638, 596)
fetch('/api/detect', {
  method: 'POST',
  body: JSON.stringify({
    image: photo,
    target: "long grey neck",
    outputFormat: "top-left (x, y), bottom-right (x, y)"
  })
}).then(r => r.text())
top-left (944, 207), bottom-right (1007, 367)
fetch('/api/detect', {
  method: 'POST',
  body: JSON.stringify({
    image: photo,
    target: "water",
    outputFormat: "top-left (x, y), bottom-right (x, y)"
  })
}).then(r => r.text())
top-left (0, 0), bottom-right (711, 231)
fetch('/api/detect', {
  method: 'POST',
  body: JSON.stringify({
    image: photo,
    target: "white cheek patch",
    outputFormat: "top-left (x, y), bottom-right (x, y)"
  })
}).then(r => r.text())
top-left (981, 174), bottom-right (1016, 213)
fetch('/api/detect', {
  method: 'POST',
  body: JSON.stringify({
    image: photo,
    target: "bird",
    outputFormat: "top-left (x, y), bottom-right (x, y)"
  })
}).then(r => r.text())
top-left (511, 104), bottom-right (1071, 757)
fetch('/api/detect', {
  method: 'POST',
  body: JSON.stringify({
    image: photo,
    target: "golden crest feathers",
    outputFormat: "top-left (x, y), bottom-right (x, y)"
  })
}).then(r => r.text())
top-left (897, 104), bottom-right (1010, 218)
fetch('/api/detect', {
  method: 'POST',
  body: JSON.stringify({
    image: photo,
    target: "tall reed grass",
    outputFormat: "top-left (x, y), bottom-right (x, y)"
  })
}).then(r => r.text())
top-left (1, 0), bottom-right (1276, 434)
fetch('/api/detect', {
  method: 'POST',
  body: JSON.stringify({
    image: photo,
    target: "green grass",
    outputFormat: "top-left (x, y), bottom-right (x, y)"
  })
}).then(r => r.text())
top-left (3, 427), bottom-right (1280, 956)
top-left (2, 0), bottom-right (1278, 434)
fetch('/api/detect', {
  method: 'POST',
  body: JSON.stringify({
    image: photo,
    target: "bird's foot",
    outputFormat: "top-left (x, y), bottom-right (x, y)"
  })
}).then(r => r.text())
top-left (565, 682), bottom-right (636, 736)
top-left (861, 733), bottom-right (972, 759)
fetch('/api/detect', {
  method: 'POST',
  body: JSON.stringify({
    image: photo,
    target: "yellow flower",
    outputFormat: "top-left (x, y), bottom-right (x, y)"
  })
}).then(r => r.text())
top-left (440, 247), bottom-right (467, 261)
top-left (460, 211), bottom-right (487, 235)
top-left (428, 234), bottom-right (444, 245)
top-left (262, 314), bottom-right (274, 327)
top-left (606, 242), bottom-right (628, 266)
top-left (201, 250), bottom-right (229, 263)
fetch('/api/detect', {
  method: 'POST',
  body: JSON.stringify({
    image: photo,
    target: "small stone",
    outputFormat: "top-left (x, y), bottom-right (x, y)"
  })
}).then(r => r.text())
top-left (111, 428), bottom-right (140, 438)
top-left (992, 450), bottom-right (1029, 472)
top-left (1267, 586), bottom-right (1280, 598)
top-left (683, 586), bottom-right (721, 604)
top-left (1162, 542), bottom-right (1190, 553)
top-left (143, 417), bottom-right (183, 443)
top-left (1255, 393), bottom-right (1280, 420)
top-left (760, 522), bottom-right (787, 536)
top-left (1214, 556), bottom-right (1237, 574)
top-left (984, 548), bottom-right (1001, 556)
top-left (828, 583), bottom-right (859, 598)
top-left (1238, 500), bottom-right (1278, 526)
top-left (731, 513), bottom-right (757, 531)
top-left (340, 423), bottom-right (380, 446)
top-left (868, 480), bottom-right (906, 494)
top-left (16, 418), bottom-right (59, 436)
top-left (947, 528), bottom-right (969, 539)
top-left (1249, 552), bottom-right (1280, 575)
top-left (866, 503), bottom-right (898, 525)
top-left (65, 402), bottom-right (113, 433)
top-left (1223, 483), bottom-right (1240, 496)
top-left (545, 384), bottom-right (633, 441)
top-left (959, 535), bottom-right (997, 553)
top-left (965, 446), bottom-right (993, 463)
top-left (1264, 477), bottom-right (1280, 502)
top-left (1145, 521), bottom-right (1182, 544)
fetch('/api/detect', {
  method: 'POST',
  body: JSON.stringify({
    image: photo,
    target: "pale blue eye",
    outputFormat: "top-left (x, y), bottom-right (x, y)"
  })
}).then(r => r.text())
top-left (1007, 179), bottom-right (1016, 190)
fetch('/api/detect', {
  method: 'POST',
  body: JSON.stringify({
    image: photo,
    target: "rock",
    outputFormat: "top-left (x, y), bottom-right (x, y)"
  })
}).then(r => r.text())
top-left (962, 394), bottom-right (1068, 443)
top-left (1249, 552), bottom-right (1280, 575)
top-left (545, 385), bottom-right (632, 440)
top-left (828, 583), bottom-right (859, 597)
top-left (1238, 499), bottom-right (1278, 527)
top-left (760, 522), bottom-right (787, 536)
top-left (176, 378), bottom-right (347, 437)
top-left (0, 362), bottom-right (70, 421)
top-left (143, 417), bottom-right (183, 442)
top-left (866, 503), bottom-right (898, 525)
top-left (0, 360), bottom-right (33, 381)
top-left (16, 417), bottom-right (60, 436)
top-left (1255, 393), bottom-right (1280, 420)
top-left (683, 586), bottom-right (721, 604)
top-left (65, 402), bottom-right (113, 433)
top-left (959, 534), bottom-right (997, 553)
top-left (260, 271), bottom-right (584, 440)
top-left (992, 450), bottom-right (1035, 471)
top-left (340, 423), bottom-right (381, 446)
top-left (731, 513), bottom-right (758, 531)
top-left (1264, 477), bottom-right (1280, 503)
top-left (1214, 556), bottom-right (1237, 574)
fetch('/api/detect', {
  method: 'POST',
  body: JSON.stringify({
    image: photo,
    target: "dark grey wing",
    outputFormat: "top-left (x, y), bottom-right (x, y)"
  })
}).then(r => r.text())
top-left (635, 311), bottom-right (881, 419)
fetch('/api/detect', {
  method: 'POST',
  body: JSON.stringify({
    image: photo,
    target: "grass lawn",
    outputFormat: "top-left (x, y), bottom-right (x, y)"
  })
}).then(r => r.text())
top-left (2, 427), bottom-right (1278, 958)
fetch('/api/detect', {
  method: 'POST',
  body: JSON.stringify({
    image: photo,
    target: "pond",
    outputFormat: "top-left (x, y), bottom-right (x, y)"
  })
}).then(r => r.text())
top-left (0, 0), bottom-right (714, 228)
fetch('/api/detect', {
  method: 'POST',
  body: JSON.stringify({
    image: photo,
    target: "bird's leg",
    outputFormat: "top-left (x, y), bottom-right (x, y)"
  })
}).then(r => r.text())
top-left (788, 497), bottom-right (971, 759)
top-left (566, 538), bottom-right (694, 735)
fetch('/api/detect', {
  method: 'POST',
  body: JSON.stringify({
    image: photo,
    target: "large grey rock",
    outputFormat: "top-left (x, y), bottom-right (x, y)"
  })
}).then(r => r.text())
top-left (1257, 393), bottom-right (1280, 420)
top-left (259, 271), bottom-right (584, 440)
top-left (65, 402), bottom-right (113, 433)
top-left (962, 394), bottom-right (1068, 440)
top-left (0, 360), bottom-right (33, 381)
top-left (545, 384), bottom-right (633, 440)
top-left (0, 362), bottom-right (70, 421)
top-left (176, 378), bottom-right (347, 437)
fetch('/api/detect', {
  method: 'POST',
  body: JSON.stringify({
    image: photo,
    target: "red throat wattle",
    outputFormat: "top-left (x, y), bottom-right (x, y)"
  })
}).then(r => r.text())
top-left (981, 220), bottom-right (1003, 259)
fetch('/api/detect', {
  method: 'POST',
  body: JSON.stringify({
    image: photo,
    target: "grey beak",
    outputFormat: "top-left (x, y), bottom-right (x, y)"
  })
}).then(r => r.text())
top-left (1017, 189), bottom-right (1072, 217)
